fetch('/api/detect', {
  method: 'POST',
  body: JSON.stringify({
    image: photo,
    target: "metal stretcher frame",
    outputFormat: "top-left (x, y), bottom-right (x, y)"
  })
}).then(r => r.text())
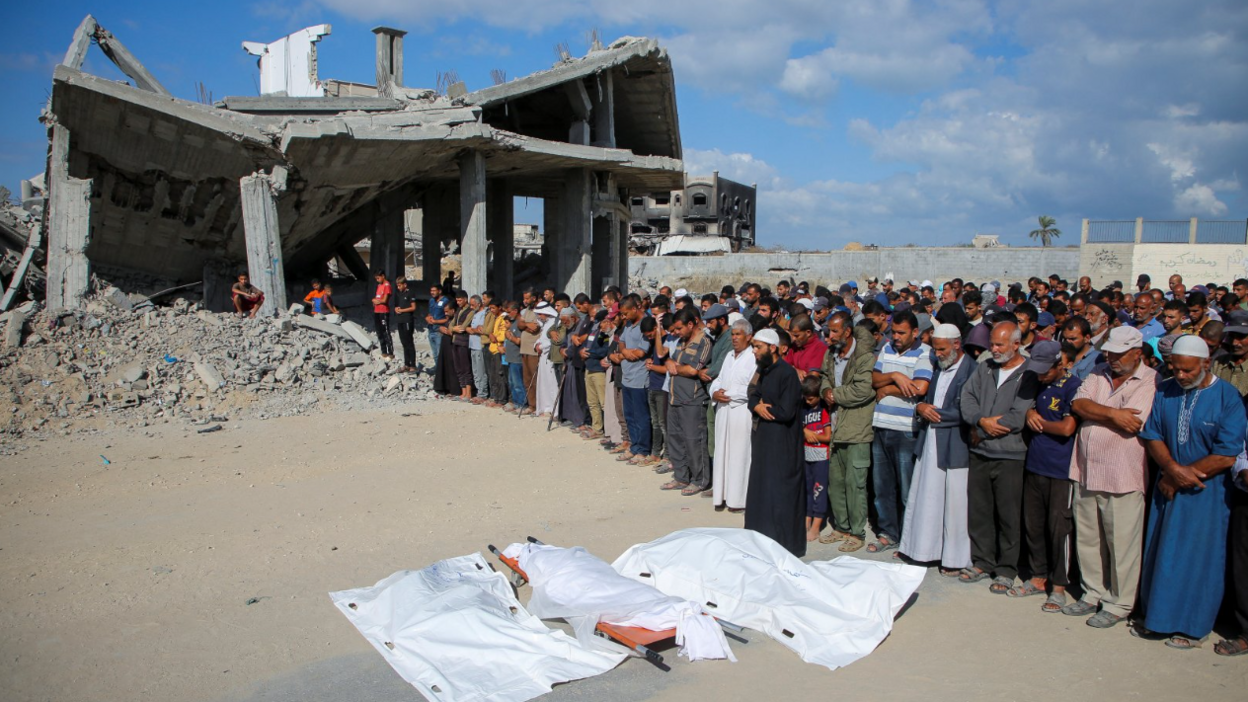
top-left (487, 537), bottom-right (746, 669)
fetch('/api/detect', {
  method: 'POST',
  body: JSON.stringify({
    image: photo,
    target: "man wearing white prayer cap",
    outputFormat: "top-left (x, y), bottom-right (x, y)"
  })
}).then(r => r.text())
top-left (899, 322), bottom-right (978, 573)
top-left (1133, 330), bottom-right (1246, 648)
top-left (744, 326), bottom-right (807, 556)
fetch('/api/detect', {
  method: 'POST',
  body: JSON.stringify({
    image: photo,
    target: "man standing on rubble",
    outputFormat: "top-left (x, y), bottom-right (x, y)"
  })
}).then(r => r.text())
top-left (425, 283), bottom-right (450, 360)
top-left (372, 271), bottom-right (394, 360)
top-left (231, 273), bottom-right (264, 318)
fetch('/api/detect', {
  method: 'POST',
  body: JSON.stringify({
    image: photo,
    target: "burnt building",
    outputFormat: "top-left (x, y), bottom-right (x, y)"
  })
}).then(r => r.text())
top-left (629, 171), bottom-right (756, 254)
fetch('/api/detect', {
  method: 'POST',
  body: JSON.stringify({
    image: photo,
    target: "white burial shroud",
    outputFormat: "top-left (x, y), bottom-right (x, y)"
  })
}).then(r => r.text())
top-left (503, 542), bottom-right (736, 662)
top-left (612, 527), bottom-right (926, 670)
top-left (329, 553), bottom-right (626, 702)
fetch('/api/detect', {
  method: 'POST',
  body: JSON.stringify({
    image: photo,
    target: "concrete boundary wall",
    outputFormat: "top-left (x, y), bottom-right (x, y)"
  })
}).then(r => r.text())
top-left (1080, 242), bottom-right (1248, 289)
top-left (628, 248), bottom-right (1080, 292)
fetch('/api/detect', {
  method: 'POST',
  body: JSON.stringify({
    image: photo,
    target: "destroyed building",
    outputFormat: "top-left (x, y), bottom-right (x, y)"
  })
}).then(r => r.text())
top-left (16, 16), bottom-right (683, 317)
top-left (629, 172), bottom-right (756, 255)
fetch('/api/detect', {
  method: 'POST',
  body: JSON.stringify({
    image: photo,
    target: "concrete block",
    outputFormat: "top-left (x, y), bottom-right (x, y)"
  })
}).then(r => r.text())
top-left (340, 320), bottom-right (376, 351)
top-left (287, 303), bottom-right (304, 316)
top-left (3, 310), bottom-right (28, 349)
top-left (195, 362), bottom-right (226, 391)
top-left (343, 353), bottom-right (369, 368)
top-left (384, 375), bottom-right (402, 394)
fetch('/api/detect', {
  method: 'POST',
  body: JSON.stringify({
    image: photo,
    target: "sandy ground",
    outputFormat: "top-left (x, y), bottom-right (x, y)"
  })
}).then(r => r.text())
top-left (1, 398), bottom-right (1245, 702)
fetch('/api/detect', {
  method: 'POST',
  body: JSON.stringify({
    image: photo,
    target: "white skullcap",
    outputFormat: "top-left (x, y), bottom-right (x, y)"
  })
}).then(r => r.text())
top-left (674, 288), bottom-right (689, 298)
top-left (922, 280), bottom-right (934, 289)
top-left (933, 323), bottom-right (962, 340)
top-left (727, 312), bottom-right (745, 326)
top-left (754, 328), bottom-right (780, 347)
top-left (796, 298), bottom-right (814, 310)
top-left (1171, 334), bottom-right (1209, 359)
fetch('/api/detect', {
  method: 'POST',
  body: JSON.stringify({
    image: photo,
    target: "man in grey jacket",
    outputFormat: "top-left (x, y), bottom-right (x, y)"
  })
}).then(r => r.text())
top-left (959, 321), bottom-right (1039, 593)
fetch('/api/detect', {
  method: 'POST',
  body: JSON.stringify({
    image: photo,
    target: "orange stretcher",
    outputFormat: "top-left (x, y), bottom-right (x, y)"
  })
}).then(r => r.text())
top-left (487, 537), bottom-right (746, 670)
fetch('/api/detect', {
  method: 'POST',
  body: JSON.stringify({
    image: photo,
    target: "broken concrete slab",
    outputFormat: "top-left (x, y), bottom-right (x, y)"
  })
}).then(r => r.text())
top-left (292, 314), bottom-right (355, 343)
top-left (195, 362), bottom-right (226, 391)
top-left (339, 320), bottom-right (375, 351)
top-left (3, 309), bottom-right (28, 349)
top-left (119, 363), bottom-right (148, 383)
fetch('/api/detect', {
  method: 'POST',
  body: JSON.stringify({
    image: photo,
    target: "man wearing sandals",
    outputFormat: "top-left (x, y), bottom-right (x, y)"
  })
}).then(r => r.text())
top-left (1132, 335), bottom-right (1246, 650)
top-left (818, 314), bottom-right (880, 553)
top-left (1011, 341), bottom-right (1081, 609)
top-left (958, 321), bottom-right (1038, 594)
top-left (1063, 326), bottom-right (1157, 627)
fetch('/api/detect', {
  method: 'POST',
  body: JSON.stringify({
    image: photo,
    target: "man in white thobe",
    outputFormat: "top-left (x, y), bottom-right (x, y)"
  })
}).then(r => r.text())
top-left (900, 323), bottom-right (977, 573)
top-left (709, 319), bottom-right (756, 511)
top-left (534, 303), bottom-right (559, 416)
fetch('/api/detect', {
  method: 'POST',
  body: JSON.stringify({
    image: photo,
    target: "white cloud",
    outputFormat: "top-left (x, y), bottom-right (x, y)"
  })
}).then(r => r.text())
top-left (682, 148), bottom-right (781, 189)
top-left (1175, 184), bottom-right (1228, 216)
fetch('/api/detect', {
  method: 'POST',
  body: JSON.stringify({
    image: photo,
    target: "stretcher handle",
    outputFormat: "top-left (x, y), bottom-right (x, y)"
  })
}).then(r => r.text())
top-left (487, 544), bottom-right (501, 556)
top-left (526, 536), bottom-right (546, 545)
top-left (715, 618), bottom-right (745, 634)
top-left (637, 644), bottom-right (664, 665)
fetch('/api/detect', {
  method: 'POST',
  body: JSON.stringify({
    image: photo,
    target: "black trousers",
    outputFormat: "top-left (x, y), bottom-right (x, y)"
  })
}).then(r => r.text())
top-left (968, 454), bottom-right (1025, 580)
top-left (374, 313), bottom-right (394, 356)
top-left (452, 343), bottom-right (473, 390)
top-left (1231, 487), bottom-right (1248, 636)
top-left (397, 322), bottom-right (416, 367)
top-left (1022, 472), bottom-right (1074, 586)
top-left (487, 351), bottom-right (508, 403)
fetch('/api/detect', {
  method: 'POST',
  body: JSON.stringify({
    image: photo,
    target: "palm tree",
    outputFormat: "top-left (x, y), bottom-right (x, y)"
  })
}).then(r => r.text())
top-left (1029, 216), bottom-right (1061, 247)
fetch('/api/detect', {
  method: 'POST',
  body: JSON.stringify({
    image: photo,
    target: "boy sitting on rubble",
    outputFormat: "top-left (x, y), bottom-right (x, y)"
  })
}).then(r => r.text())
top-left (303, 279), bottom-right (339, 316)
top-left (232, 273), bottom-right (264, 318)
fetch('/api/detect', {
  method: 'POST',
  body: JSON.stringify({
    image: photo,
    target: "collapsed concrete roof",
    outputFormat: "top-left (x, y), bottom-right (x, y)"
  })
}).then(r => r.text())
top-left (43, 18), bottom-right (684, 291)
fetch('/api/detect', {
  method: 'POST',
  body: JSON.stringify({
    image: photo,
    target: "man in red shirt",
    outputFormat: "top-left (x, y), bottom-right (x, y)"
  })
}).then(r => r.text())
top-left (372, 271), bottom-right (394, 360)
top-left (784, 314), bottom-right (828, 381)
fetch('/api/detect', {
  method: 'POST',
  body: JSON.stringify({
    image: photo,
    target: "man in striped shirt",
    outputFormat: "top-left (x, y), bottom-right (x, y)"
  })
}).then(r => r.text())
top-left (868, 310), bottom-right (933, 552)
top-left (1061, 326), bottom-right (1158, 628)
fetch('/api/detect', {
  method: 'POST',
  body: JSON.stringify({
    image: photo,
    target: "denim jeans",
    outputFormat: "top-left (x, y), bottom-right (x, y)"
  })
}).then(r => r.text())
top-left (508, 361), bottom-right (527, 407)
top-left (871, 428), bottom-right (919, 543)
top-left (622, 386), bottom-right (652, 456)
top-left (428, 330), bottom-right (442, 360)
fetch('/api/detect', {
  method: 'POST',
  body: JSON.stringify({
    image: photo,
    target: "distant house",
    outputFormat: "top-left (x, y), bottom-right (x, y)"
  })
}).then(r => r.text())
top-left (972, 234), bottom-right (1003, 249)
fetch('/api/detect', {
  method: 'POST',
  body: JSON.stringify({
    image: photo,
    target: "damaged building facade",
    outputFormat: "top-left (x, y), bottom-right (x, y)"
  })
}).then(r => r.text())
top-left (22, 16), bottom-right (683, 316)
top-left (629, 172), bottom-right (756, 255)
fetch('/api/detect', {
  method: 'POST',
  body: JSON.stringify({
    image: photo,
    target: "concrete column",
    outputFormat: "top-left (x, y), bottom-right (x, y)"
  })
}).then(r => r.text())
top-left (370, 200), bottom-right (404, 283)
top-left (560, 169), bottom-right (592, 295)
top-left (1189, 217), bottom-right (1199, 245)
top-left (592, 71), bottom-right (616, 148)
top-left (543, 195), bottom-right (562, 286)
top-left (487, 180), bottom-right (514, 297)
top-left (1134, 217), bottom-right (1144, 244)
top-left (591, 214), bottom-right (612, 297)
top-left (45, 124), bottom-right (93, 313)
top-left (239, 167), bottom-right (288, 318)
top-left (615, 216), bottom-right (629, 294)
top-left (1080, 218), bottom-right (1089, 245)
top-left (459, 151), bottom-right (488, 295)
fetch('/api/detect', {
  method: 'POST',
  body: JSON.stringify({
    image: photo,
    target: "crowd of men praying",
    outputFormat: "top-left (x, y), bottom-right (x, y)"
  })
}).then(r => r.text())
top-left (351, 270), bottom-right (1248, 656)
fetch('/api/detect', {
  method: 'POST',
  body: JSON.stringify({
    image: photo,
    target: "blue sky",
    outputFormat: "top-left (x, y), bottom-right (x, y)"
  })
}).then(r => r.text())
top-left (2, 0), bottom-right (1245, 249)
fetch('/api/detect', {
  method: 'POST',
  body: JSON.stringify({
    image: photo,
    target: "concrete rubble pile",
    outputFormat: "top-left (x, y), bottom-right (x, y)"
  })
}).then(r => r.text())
top-left (0, 289), bottom-right (434, 447)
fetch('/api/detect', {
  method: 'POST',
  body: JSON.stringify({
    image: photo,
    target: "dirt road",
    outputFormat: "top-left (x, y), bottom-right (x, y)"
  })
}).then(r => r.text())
top-left (1, 400), bottom-right (1243, 701)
